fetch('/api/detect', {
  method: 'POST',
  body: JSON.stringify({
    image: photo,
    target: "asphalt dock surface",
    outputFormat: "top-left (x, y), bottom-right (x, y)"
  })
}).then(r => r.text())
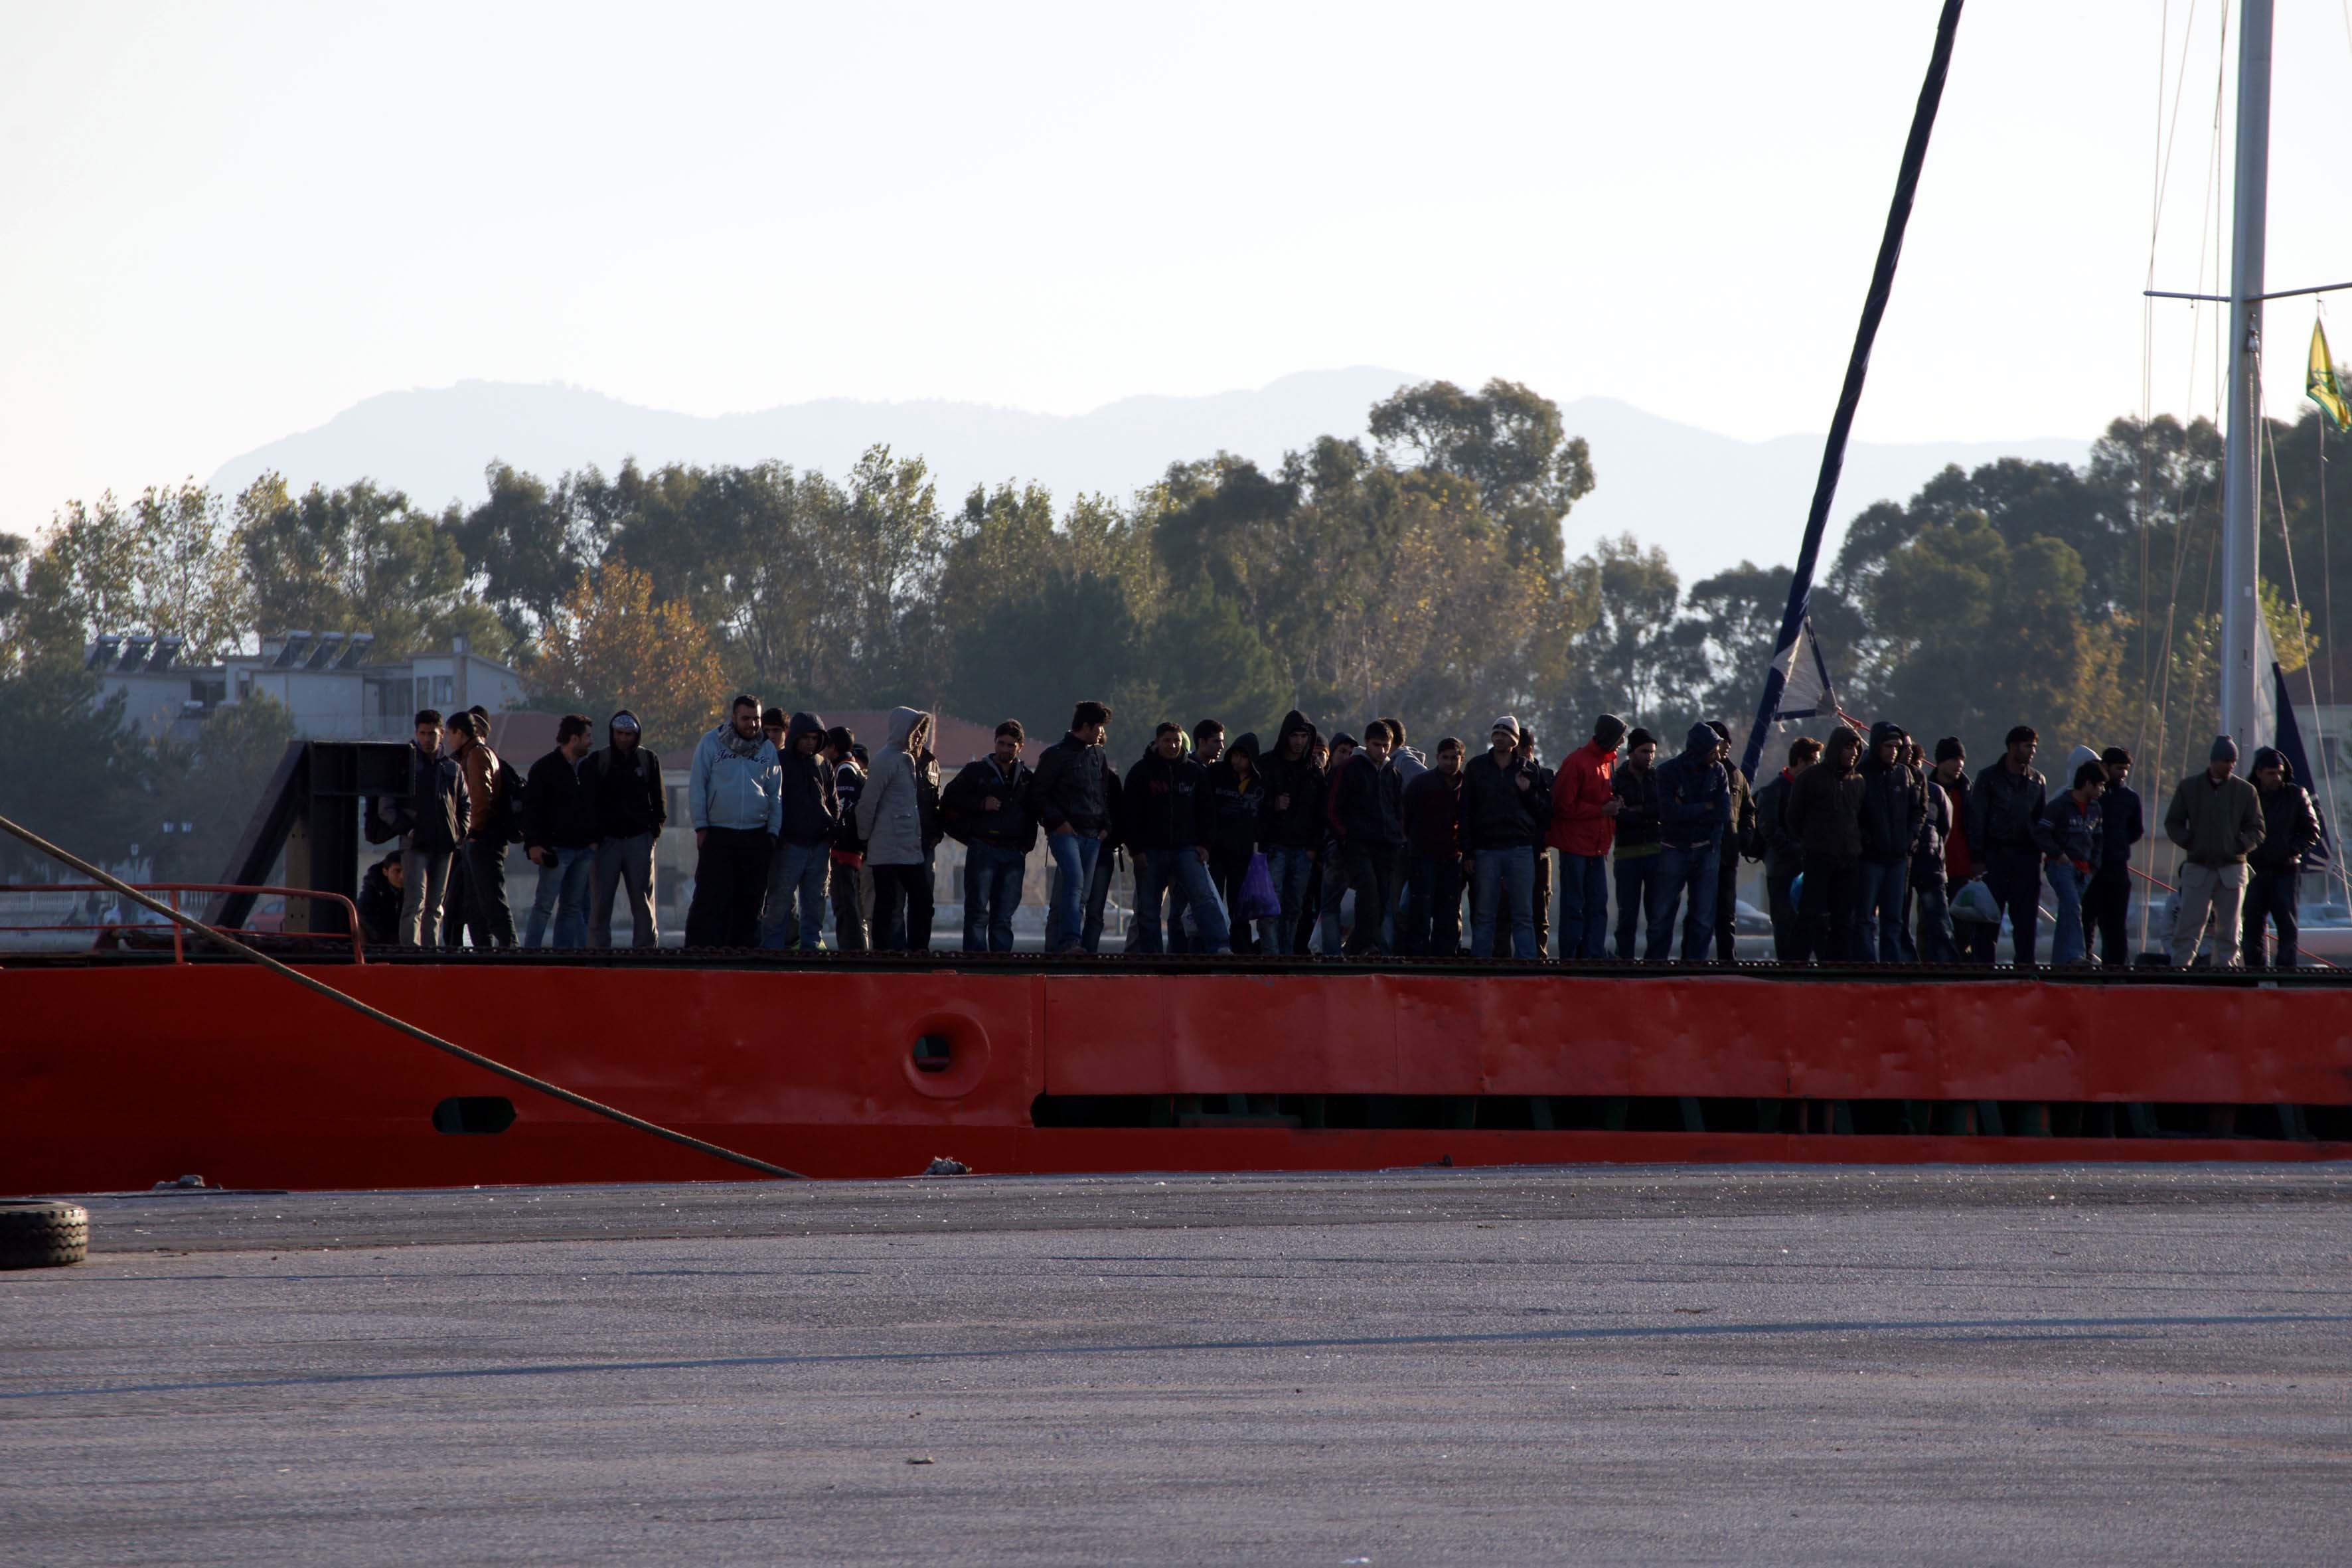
top-left (5, 1165), bottom-right (2349, 1565)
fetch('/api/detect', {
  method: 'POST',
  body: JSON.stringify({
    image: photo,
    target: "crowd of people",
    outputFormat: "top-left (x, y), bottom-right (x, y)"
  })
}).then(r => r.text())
top-left (359, 694), bottom-right (2327, 971)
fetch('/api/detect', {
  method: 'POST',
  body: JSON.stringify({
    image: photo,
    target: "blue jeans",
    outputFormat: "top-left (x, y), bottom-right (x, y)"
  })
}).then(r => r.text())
top-left (1851, 858), bottom-right (1909, 962)
top-left (1646, 842), bottom-right (1717, 962)
top-left (1646, 841), bottom-right (1721, 963)
top-left (2045, 859), bottom-right (2088, 965)
top-left (1131, 848), bottom-right (1229, 954)
top-left (1913, 871), bottom-right (1959, 962)
top-left (1264, 846), bottom-right (1315, 954)
top-left (1046, 831), bottom-right (1102, 953)
top-left (963, 840), bottom-right (1026, 952)
top-left (524, 844), bottom-right (595, 947)
top-left (1469, 846), bottom-right (1537, 959)
top-left (1557, 852), bottom-right (1609, 959)
top-left (759, 838), bottom-right (832, 951)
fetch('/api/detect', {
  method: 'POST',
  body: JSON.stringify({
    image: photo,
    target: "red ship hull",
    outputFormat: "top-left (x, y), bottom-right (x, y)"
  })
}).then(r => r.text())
top-left (4, 959), bottom-right (2349, 1194)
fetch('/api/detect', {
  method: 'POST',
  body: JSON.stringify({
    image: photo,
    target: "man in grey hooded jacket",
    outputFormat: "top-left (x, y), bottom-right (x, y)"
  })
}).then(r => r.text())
top-left (685, 694), bottom-right (782, 948)
top-left (856, 706), bottom-right (935, 951)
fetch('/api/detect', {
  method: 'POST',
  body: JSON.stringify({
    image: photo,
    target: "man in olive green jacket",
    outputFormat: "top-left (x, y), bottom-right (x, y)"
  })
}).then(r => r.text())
top-left (2162, 736), bottom-right (2264, 968)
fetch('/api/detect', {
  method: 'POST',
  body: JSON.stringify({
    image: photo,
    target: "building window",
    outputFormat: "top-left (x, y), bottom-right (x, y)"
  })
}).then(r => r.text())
top-left (435, 675), bottom-right (454, 704)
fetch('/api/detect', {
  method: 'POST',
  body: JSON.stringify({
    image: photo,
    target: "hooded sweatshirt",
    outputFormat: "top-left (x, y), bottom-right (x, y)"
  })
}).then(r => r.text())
top-left (775, 710), bottom-right (838, 845)
top-left (1259, 710), bottom-right (1327, 851)
top-left (1205, 734), bottom-right (1267, 860)
top-left (1654, 723), bottom-right (1731, 849)
top-left (853, 706), bottom-right (931, 866)
top-left (1856, 720), bottom-right (1926, 864)
top-left (2162, 765), bottom-right (2264, 868)
top-left (586, 710), bottom-right (666, 840)
top-left (2247, 747), bottom-right (2321, 874)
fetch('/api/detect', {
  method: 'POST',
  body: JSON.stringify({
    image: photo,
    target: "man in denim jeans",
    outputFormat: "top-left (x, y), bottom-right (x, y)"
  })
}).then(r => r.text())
top-left (521, 714), bottom-right (601, 947)
top-left (1254, 711), bottom-right (1324, 955)
top-left (943, 720), bottom-right (1036, 952)
top-left (1459, 716), bottom-right (1549, 959)
top-left (1852, 721), bottom-right (1926, 961)
top-left (759, 711), bottom-right (836, 951)
top-left (1031, 701), bottom-right (1115, 953)
top-left (1123, 722), bottom-right (1229, 954)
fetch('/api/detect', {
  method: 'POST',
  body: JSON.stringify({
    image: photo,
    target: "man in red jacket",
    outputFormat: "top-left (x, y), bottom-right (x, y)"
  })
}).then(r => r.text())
top-left (1548, 714), bottom-right (1626, 960)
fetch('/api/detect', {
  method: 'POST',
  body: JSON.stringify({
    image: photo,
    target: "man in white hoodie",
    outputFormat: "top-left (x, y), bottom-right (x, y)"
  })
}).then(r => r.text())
top-left (855, 706), bottom-right (935, 952)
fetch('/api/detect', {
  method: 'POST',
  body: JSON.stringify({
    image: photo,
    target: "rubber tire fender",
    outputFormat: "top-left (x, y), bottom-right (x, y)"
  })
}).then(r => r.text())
top-left (0, 1200), bottom-right (89, 1269)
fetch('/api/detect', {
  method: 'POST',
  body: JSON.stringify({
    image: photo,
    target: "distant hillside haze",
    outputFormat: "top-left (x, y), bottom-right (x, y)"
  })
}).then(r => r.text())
top-left (208, 372), bottom-right (2088, 584)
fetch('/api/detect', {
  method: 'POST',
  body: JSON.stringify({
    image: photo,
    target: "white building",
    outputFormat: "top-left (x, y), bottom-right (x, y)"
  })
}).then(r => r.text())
top-left (87, 629), bottom-right (527, 744)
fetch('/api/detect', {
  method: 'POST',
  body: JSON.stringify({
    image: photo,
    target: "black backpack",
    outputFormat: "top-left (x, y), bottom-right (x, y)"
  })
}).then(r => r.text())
top-left (480, 755), bottom-right (528, 846)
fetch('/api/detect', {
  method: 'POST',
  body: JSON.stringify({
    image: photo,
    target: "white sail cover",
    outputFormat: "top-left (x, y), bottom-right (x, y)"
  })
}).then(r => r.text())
top-left (1768, 615), bottom-right (1842, 726)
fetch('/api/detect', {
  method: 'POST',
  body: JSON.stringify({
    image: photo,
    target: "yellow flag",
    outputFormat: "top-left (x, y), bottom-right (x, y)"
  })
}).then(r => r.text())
top-left (2310, 319), bottom-right (2352, 433)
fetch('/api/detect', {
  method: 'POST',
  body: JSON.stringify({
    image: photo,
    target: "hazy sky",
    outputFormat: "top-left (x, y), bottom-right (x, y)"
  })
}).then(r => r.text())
top-left (6, 1), bottom-right (2350, 538)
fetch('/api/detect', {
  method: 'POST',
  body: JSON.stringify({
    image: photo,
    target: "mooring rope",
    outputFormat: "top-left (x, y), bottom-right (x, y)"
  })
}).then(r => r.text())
top-left (0, 811), bottom-right (805, 1182)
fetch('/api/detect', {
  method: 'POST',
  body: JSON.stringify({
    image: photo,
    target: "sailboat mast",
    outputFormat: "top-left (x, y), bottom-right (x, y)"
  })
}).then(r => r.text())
top-left (2220, 0), bottom-right (2273, 746)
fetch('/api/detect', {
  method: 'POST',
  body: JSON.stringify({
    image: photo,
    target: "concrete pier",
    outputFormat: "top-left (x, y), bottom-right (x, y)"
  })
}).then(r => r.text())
top-left (4, 1165), bottom-right (2347, 1564)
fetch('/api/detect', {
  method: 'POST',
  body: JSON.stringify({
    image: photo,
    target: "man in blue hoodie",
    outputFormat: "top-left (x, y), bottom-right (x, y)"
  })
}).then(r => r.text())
top-left (759, 710), bottom-right (836, 951)
top-left (1646, 722), bottom-right (1730, 963)
top-left (684, 694), bottom-right (783, 949)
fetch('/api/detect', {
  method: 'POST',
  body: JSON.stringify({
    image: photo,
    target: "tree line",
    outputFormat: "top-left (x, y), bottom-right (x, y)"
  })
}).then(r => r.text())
top-left (3, 374), bottom-right (2343, 877)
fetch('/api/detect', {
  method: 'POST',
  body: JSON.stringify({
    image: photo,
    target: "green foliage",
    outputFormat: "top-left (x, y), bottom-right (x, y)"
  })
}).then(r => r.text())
top-left (21, 483), bottom-right (254, 664)
top-left (1369, 378), bottom-right (1595, 571)
top-left (943, 569), bottom-right (1146, 745)
top-left (0, 659), bottom-right (153, 875)
top-left (452, 461), bottom-right (607, 649)
top-left (235, 473), bottom-right (475, 657)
